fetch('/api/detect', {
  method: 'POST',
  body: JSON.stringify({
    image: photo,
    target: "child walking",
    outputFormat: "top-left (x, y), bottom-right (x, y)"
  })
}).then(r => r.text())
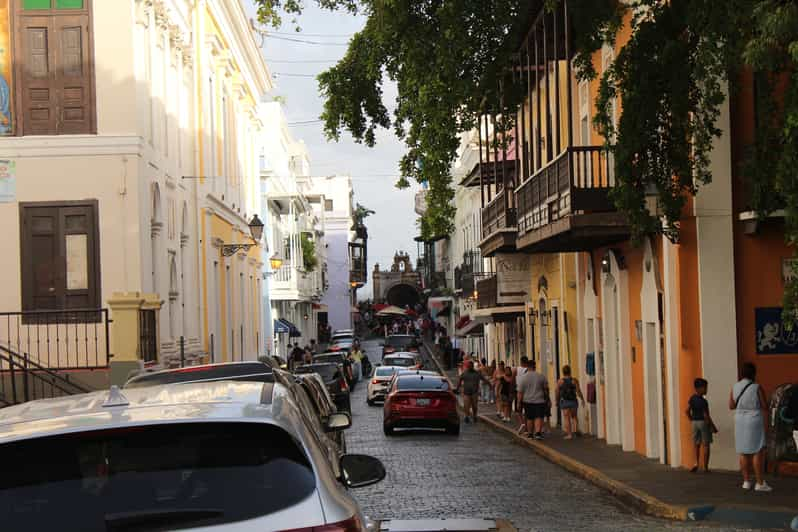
top-left (686, 377), bottom-right (718, 472)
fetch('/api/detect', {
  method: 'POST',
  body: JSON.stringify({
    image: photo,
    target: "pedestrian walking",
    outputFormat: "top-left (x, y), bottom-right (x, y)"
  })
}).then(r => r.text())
top-left (516, 356), bottom-right (549, 440)
top-left (290, 342), bottom-right (304, 371)
top-left (303, 346), bottom-right (313, 366)
top-left (479, 358), bottom-right (492, 403)
top-left (494, 361), bottom-right (506, 416)
top-left (556, 365), bottom-right (585, 439)
top-left (729, 362), bottom-right (772, 492)
top-left (499, 366), bottom-right (514, 421)
top-left (456, 360), bottom-right (489, 423)
top-left (309, 339), bottom-right (318, 354)
top-left (686, 377), bottom-right (718, 472)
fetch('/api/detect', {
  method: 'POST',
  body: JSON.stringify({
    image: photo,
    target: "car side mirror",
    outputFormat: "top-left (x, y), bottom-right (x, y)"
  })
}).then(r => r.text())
top-left (340, 454), bottom-right (386, 488)
top-left (325, 412), bottom-right (352, 432)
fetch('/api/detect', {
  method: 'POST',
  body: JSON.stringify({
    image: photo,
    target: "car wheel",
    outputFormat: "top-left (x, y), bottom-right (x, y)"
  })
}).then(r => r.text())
top-left (446, 424), bottom-right (460, 436)
top-left (383, 424), bottom-right (394, 436)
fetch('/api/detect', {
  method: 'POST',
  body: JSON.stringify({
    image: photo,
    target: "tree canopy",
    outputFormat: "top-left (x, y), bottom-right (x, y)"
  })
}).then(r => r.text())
top-left (255, 0), bottom-right (798, 306)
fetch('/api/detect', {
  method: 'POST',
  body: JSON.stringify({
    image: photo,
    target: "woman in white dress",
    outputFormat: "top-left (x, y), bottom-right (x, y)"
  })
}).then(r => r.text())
top-left (728, 362), bottom-right (772, 492)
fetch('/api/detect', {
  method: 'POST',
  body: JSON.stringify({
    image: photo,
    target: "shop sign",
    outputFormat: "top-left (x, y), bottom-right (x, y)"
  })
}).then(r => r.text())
top-left (495, 252), bottom-right (530, 305)
top-left (0, 159), bottom-right (14, 202)
top-left (0, 0), bottom-right (12, 136)
top-left (755, 307), bottom-right (798, 355)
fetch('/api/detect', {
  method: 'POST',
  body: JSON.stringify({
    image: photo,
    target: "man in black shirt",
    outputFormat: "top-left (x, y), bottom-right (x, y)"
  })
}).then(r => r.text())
top-left (290, 343), bottom-right (304, 371)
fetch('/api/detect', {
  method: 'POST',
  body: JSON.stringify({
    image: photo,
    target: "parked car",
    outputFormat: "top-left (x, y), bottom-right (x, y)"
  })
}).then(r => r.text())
top-left (383, 373), bottom-right (459, 436)
top-left (295, 362), bottom-right (351, 413)
top-left (329, 338), bottom-right (355, 353)
top-left (367, 365), bottom-right (402, 406)
top-left (294, 372), bottom-right (348, 454)
top-left (381, 334), bottom-right (419, 357)
top-left (314, 352), bottom-right (360, 385)
top-left (291, 373), bottom-right (349, 465)
top-left (124, 361), bottom-right (274, 388)
top-left (382, 353), bottom-right (421, 369)
top-left (0, 381), bottom-right (385, 531)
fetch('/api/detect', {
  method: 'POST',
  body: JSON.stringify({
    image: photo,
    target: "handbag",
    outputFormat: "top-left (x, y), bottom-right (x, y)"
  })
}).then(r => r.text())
top-left (586, 382), bottom-right (597, 404)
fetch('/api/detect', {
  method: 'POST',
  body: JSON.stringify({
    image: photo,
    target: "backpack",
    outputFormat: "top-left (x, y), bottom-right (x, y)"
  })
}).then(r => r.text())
top-left (560, 378), bottom-right (577, 402)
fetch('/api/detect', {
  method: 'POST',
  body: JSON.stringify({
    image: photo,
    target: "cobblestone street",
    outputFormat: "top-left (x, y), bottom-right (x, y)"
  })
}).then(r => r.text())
top-left (348, 340), bottom-right (758, 531)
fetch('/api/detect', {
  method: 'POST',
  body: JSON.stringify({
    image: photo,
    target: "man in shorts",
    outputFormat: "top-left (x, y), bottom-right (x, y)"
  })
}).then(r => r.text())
top-left (457, 360), bottom-right (488, 423)
top-left (516, 356), bottom-right (549, 439)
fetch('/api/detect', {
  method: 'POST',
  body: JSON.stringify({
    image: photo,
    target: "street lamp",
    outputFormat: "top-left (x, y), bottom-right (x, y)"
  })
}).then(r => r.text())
top-left (528, 308), bottom-right (538, 326)
top-left (221, 215), bottom-right (264, 257)
top-left (269, 254), bottom-right (284, 270)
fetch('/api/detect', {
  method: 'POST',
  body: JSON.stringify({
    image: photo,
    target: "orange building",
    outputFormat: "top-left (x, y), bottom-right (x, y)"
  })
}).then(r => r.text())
top-left (468, 1), bottom-right (796, 471)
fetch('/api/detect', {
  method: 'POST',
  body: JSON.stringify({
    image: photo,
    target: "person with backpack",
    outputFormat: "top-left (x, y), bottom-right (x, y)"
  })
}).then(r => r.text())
top-left (555, 365), bottom-right (585, 440)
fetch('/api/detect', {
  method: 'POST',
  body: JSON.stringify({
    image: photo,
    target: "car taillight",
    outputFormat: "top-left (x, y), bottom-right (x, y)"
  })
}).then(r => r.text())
top-left (384, 347), bottom-right (395, 353)
top-left (372, 379), bottom-right (380, 384)
top-left (281, 515), bottom-right (363, 532)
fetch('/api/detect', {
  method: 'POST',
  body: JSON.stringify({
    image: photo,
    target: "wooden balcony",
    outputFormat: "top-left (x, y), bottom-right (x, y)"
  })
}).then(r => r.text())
top-left (515, 146), bottom-right (629, 252)
top-left (476, 275), bottom-right (498, 309)
top-left (480, 189), bottom-right (518, 257)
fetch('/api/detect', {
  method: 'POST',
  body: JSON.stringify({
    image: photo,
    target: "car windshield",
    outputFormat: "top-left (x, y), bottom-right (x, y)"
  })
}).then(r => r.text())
top-left (383, 357), bottom-right (415, 367)
top-left (295, 364), bottom-right (340, 381)
top-left (0, 423), bottom-right (316, 531)
top-left (396, 376), bottom-right (449, 391)
top-left (385, 336), bottom-right (416, 348)
top-left (375, 367), bottom-right (397, 377)
top-left (124, 364), bottom-right (274, 388)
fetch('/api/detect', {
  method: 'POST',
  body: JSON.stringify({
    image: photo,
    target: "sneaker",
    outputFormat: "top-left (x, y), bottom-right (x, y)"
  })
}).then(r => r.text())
top-left (742, 480), bottom-right (753, 490)
top-left (533, 433), bottom-right (544, 440)
top-left (755, 482), bottom-right (773, 492)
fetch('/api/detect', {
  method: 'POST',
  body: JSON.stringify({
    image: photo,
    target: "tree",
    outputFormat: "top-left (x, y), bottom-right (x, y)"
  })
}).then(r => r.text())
top-left (301, 232), bottom-right (318, 272)
top-left (255, 0), bottom-right (798, 306)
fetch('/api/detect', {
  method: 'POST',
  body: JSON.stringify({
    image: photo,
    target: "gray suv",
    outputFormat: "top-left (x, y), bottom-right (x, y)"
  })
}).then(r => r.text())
top-left (0, 380), bottom-right (385, 531)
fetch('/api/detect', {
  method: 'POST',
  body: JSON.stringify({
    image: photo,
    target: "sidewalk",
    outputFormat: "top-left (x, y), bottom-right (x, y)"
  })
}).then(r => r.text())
top-left (421, 339), bottom-right (798, 529)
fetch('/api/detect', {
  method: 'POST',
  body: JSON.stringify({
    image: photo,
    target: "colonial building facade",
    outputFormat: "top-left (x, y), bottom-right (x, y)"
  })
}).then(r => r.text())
top-left (0, 0), bottom-right (270, 384)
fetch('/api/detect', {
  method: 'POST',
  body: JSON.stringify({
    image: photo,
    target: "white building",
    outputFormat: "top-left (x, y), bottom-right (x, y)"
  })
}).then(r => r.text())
top-left (299, 175), bottom-right (355, 333)
top-left (260, 103), bottom-right (326, 358)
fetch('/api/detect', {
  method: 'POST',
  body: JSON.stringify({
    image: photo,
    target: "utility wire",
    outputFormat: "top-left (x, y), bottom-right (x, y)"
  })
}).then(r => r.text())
top-left (265, 35), bottom-right (349, 46)
top-left (274, 72), bottom-right (319, 78)
top-left (267, 59), bottom-right (339, 63)
top-left (270, 31), bottom-right (354, 38)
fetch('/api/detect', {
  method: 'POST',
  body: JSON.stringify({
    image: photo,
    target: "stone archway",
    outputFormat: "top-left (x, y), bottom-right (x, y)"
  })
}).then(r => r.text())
top-left (386, 283), bottom-right (420, 308)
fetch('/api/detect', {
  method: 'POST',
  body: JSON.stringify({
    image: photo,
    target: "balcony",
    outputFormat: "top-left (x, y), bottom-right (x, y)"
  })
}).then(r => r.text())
top-left (476, 275), bottom-right (498, 309)
top-left (480, 189), bottom-right (518, 257)
top-left (271, 264), bottom-right (315, 301)
top-left (515, 146), bottom-right (629, 252)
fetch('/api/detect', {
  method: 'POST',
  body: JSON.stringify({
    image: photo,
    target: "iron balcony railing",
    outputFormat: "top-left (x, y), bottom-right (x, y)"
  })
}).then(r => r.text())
top-left (516, 146), bottom-right (615, 236)
top-left (0, 308), bottom-right (111, 370)
top-left (481, 189), bottom-right (517, 239)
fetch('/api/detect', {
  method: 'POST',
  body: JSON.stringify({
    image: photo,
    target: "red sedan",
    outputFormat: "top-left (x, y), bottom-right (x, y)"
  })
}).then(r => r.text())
top-left (383, 374), bottom-right (459, 436)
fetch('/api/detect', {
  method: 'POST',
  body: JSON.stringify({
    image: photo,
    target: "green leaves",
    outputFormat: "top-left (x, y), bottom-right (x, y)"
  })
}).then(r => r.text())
top-left (301, 232), bottom-right (318, 272)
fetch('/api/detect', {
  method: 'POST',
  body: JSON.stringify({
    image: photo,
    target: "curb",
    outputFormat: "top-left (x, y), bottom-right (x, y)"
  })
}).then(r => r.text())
top-left (476, 413), bottom-right (691, 521)
top-left (420, 341), bottom-right (691, 521)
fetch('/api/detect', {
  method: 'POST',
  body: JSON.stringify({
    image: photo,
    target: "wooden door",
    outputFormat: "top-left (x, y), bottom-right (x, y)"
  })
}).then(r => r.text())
top-left (52, 14), bottom-right (91, 134)
top-left (17, 16), bottom-right (57, 134)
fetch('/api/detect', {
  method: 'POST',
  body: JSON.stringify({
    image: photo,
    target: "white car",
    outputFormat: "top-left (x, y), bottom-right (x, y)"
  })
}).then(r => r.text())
top-left (0, 381), bottom-right (385, 531)
top-left (367, 365), bottom-right (402, 405)
top-left (382, 352), bottom-right (422, 369)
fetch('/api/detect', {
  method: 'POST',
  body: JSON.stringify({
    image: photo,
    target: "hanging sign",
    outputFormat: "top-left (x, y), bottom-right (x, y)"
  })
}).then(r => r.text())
top-left (0, 0), bottom-right (12, 135)
top-left (0, 159), bottom-right (15, 202)
top-left (755, 307), bottom-right (798, 355)
top-left (495, 252), bottom-right (531, 305)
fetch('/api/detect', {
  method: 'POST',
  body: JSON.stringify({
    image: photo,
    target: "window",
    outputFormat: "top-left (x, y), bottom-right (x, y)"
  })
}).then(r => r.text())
top-left (20, 201), bottom-right (100, 312)
top-left (324, 199), bottom-right (333, 211)
top-left (16, 0), bottom-right (94, 135)
top-left (0, 423), bottom-right (316, 531)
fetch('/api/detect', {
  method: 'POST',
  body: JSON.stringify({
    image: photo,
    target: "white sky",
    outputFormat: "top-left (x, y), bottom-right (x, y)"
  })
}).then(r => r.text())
top-left (247, 1), bottom-right (421, 301)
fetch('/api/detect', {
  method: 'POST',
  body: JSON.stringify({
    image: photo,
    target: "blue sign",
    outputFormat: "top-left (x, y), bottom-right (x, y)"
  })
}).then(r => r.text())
top-left (755, 307), bottom-right (798, 355)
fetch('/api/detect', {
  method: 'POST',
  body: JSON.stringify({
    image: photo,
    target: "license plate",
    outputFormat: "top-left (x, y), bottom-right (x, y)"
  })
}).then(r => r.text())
top-left (415, 398), bottom-right (430, 406)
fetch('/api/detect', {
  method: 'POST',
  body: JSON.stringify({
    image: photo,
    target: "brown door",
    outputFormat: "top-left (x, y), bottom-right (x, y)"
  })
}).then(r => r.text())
top-left (16, 11), bottom-right (93, 135)
top-left (53, 14), bottom-right (91, 134)
top-left (21, 205), bottom-right (60, 310)
top-left (59, 204), bottom-right (97, 309)
top-left (18, 16), bottom-right (57, 134)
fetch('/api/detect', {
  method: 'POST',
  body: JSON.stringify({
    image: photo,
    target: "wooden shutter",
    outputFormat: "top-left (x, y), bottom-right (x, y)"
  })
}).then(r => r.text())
top-left (53, 14), bottom-right (91, 134)
top-left (21, 202), bottom-right (100, 311)
top-left (21, 205), bottom-right (60, 311)
top-left (18, 16), bottom-right (57, 134)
